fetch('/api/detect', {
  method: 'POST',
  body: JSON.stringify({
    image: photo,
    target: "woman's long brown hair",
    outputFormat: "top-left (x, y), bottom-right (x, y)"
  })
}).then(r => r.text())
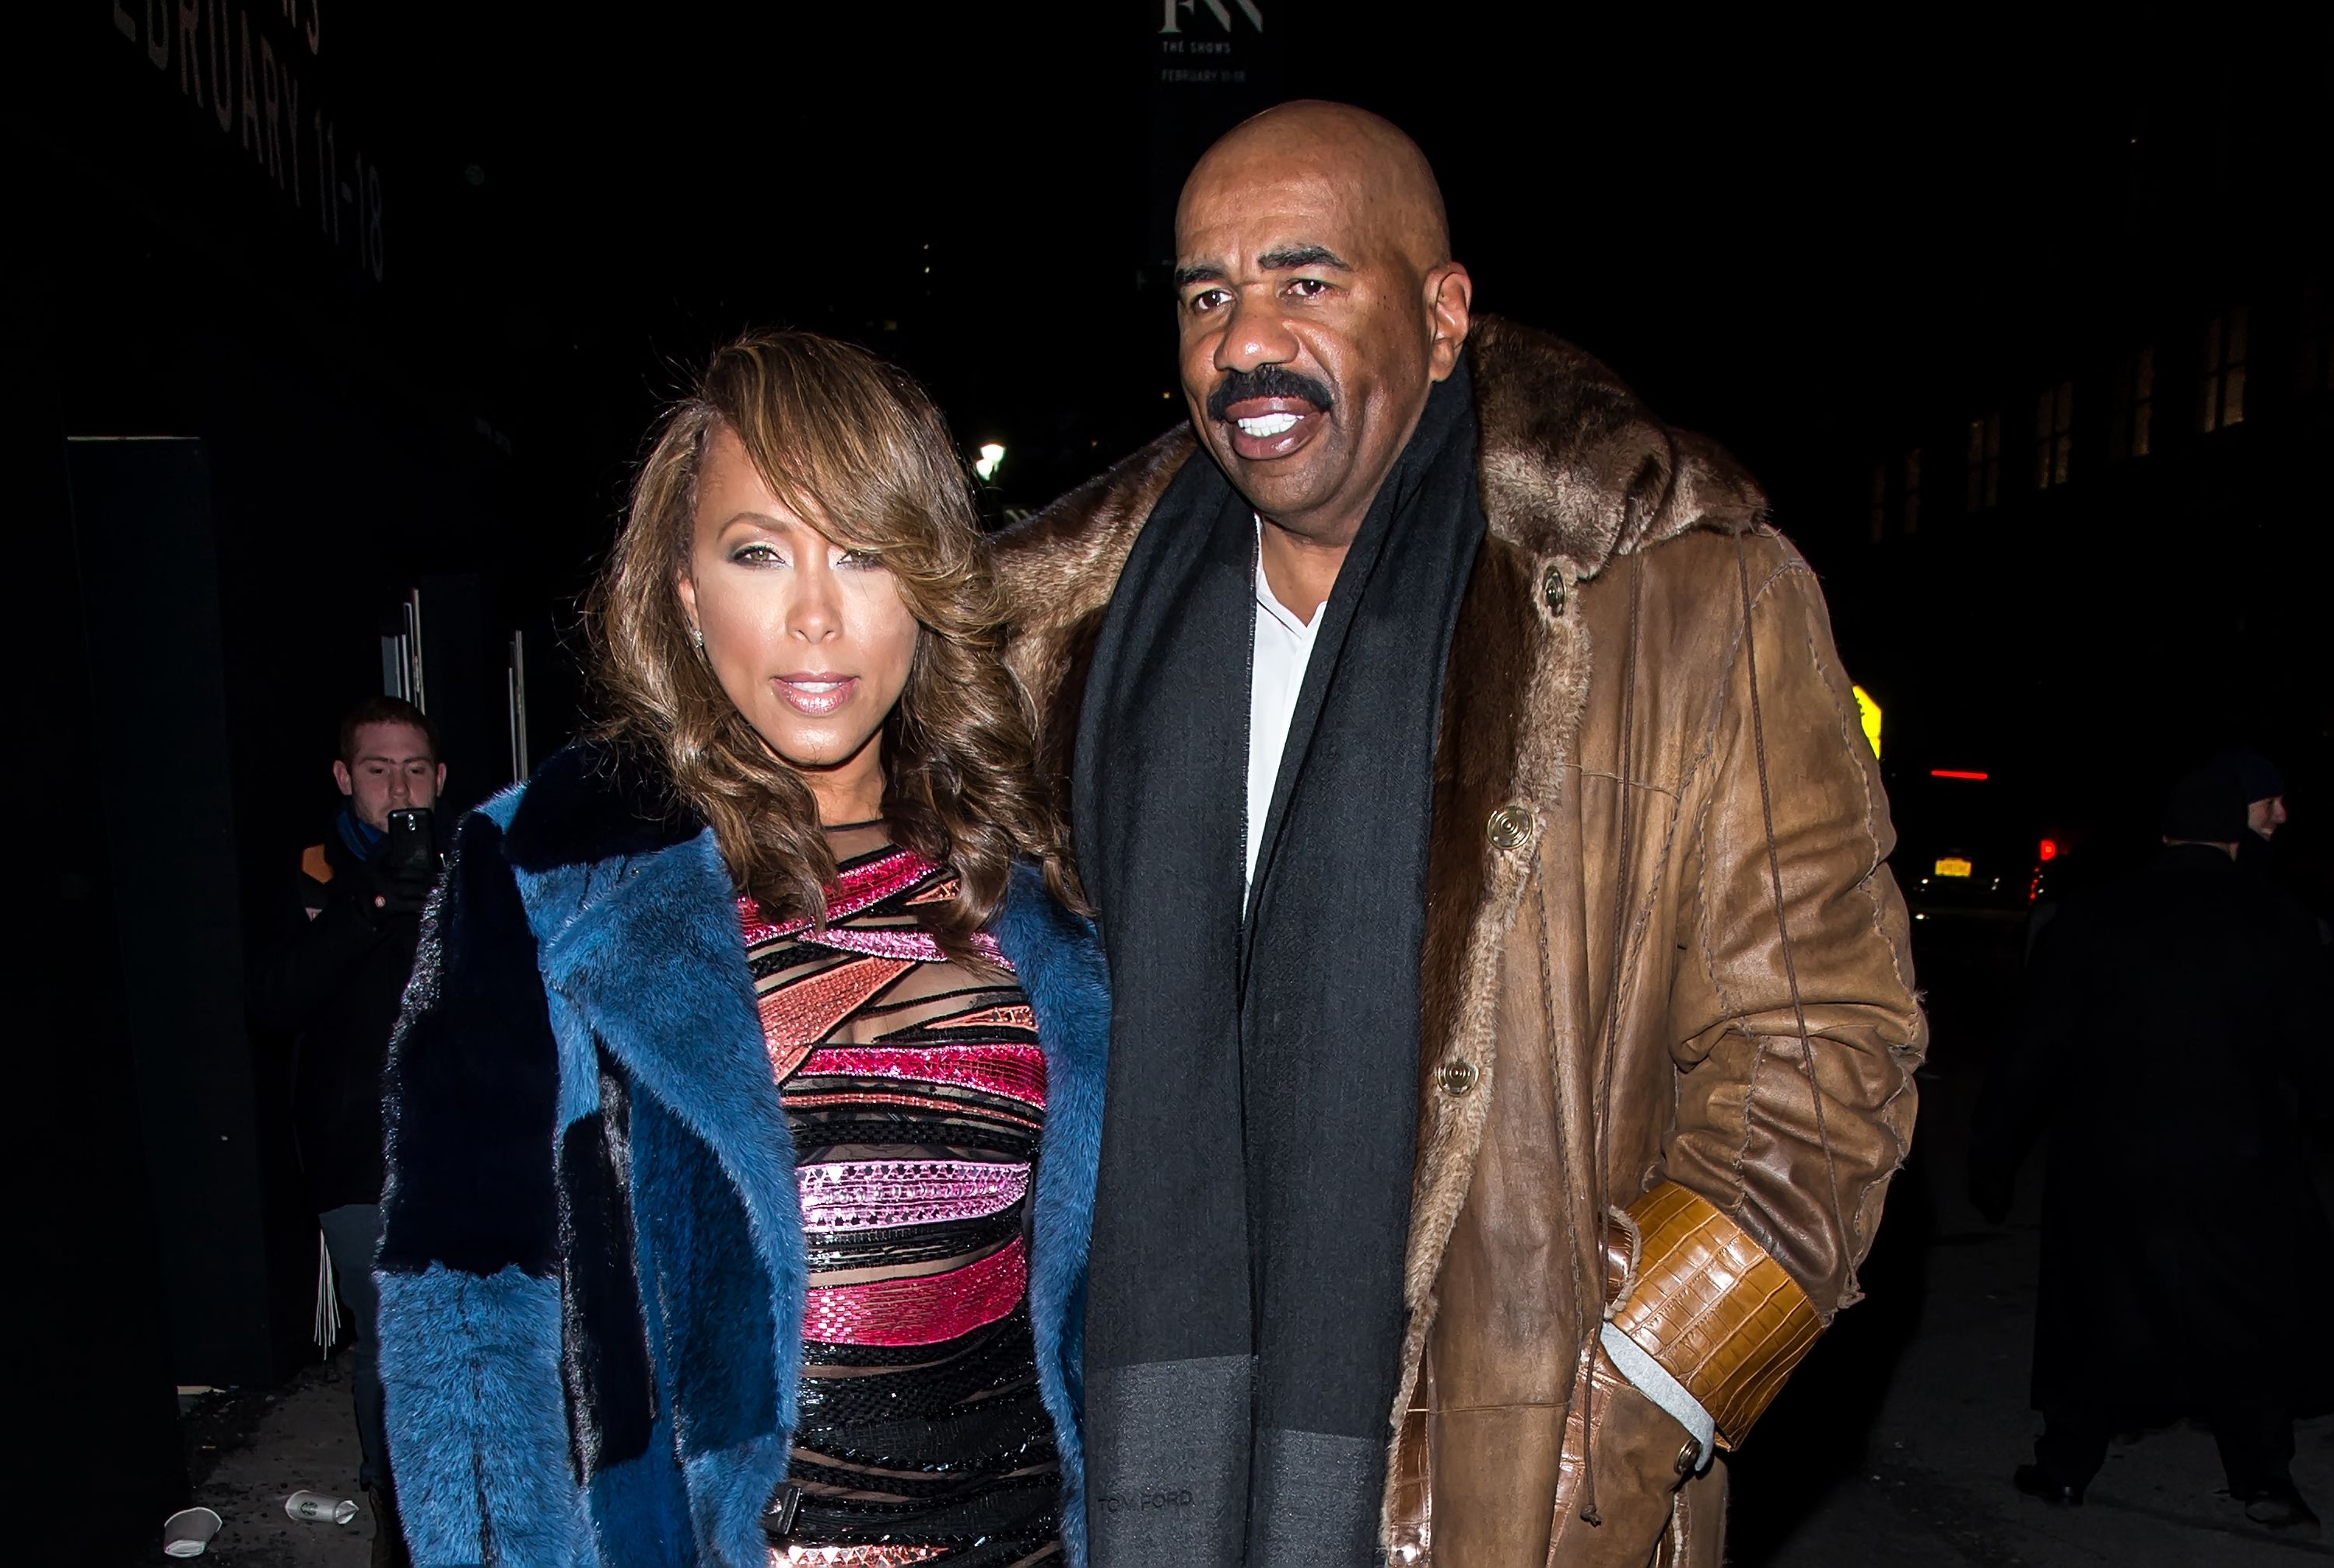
top-left (589, 330), bottom-right (1078, 960)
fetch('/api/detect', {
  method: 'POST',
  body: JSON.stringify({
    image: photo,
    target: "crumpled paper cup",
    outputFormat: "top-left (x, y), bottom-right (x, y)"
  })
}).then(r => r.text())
top-left (162, 1507), bottom-right (223, 1557)
top-left (285, 1489), bottom-right (360, 1525)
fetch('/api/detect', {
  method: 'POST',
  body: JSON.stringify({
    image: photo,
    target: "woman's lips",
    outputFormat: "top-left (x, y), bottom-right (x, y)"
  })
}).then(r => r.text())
top-left (773, 674), bottom-right (859, 717)
top-left (1222, 397), bottom-right (1326, 461)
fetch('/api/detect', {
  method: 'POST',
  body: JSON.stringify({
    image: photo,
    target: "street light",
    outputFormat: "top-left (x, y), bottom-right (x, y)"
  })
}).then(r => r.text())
top-left (974, 443), bottom-right (1005, 482)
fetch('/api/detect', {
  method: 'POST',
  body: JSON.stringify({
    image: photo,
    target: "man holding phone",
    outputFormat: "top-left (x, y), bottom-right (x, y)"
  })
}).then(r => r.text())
top-left (248, 695), bottom-right (445, 1568)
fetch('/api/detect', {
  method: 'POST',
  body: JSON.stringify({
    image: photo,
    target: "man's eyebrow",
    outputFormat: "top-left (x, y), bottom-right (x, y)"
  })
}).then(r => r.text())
top-left (1258, 244), bottom-right (1351, 271)
top-left (1173, 247), bottom-right (1351, 290)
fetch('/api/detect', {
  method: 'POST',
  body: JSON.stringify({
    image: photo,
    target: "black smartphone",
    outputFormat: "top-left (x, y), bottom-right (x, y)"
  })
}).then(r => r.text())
top-left (379, 807), bottom-right (439, 906)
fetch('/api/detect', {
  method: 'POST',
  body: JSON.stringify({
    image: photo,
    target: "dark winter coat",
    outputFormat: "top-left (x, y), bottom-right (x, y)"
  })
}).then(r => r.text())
top-left (1971, 842), bottom-right (2334, 1416)
top-left (248, 823), bottom-right (419, 1211)
top-left (373, 744), bottom-right (1110, 1568)
top-left (996, 317), bottom-right (1928, 1566)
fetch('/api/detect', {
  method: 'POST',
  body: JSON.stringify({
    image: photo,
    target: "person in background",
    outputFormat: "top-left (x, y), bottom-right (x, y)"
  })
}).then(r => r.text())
top-left (247, 695), bottom-right (444, 1568)
top-left (2222, 747), bottom-right (2288, 848)
top-left (2218, 744), bottom-right (2332, 944)
top-left (1971, 762), bottom-right (2333, 1533)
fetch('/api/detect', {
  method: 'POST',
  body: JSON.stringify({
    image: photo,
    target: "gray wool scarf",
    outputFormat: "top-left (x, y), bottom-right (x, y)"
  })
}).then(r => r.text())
top-left (1073, 369), bottom-right (1484, 1566)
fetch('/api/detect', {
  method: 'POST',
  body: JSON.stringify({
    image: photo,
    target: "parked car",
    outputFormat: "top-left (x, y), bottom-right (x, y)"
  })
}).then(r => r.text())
top-left (1891, 765), bottom-right (2066, 922)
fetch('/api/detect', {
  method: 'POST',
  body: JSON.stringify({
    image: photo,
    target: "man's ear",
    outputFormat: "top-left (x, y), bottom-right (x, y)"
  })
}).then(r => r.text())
top-left (434, 762), bottom-right (448, 794)
top-left (332, 760), bottom-right (354, 797)
top-left (1425, 262), bottom-right (1474, 383)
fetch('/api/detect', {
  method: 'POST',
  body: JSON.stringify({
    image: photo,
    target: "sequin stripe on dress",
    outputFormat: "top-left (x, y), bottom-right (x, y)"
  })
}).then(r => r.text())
top-left (931, 1004), bottom-right (1036, 1032)
top-left (784, 1115), bottom-right (1033, 1160)
top-left (756, 956), bottom-right (920, 1083)
top-left (796, 1160), bottom-right (1032, 1233)
top-left (780, 1091), bottom-right (1042, 1133)
top-left (738, 848), bottom-right (1011, 968)
top-left (801, 1237), bottom-right (1030, 1348)
top-left (773, 1544), bottom-right (948, 1567)
top-left (739, 845), bottom-right (934, 941)
top-left (793, 1044), bottom-right (1046, 1108)
top-left (795, 926), bottom-right (1007, 964)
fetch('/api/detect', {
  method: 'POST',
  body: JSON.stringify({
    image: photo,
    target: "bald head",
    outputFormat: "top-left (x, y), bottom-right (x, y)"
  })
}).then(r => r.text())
top-left (1179, 101), bottom-right (1451, 279)
top-left (1169, 102), bottom-right (1472, 572)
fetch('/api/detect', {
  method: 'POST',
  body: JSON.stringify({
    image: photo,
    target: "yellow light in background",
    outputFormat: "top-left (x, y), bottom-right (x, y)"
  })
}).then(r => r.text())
top-left (973, 443), bottom-right (1005, 482)
top-left (1851, 684), bottom-right (1882, 759)
top-left (1933, 857), bottom-right (1972, 878)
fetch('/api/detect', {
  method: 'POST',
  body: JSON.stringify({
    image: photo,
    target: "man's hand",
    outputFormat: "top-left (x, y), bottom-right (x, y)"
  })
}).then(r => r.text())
top-left (1546, 1344), bottom-right (1697, 1566)
top-left (331, 856), bottom-right (430, 922)
top-left (370, 858), bottom-right (436, 916)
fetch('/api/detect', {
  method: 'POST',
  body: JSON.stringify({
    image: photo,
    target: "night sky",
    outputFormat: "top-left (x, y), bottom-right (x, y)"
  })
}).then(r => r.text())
top-left (18, 3), bottom-right (2333, 862)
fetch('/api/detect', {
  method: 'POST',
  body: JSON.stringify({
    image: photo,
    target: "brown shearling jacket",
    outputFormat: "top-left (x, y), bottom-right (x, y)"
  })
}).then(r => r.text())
top-left (995, 317), bottom-right (1927, 1566)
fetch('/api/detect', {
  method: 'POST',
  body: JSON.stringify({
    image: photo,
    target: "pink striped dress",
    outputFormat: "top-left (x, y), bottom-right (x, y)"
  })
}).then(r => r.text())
top-left (744, 828), bottom-right (1060, 1568)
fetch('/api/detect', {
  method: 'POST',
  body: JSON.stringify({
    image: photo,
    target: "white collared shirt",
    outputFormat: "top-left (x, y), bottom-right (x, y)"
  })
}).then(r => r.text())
top-left (1246, 521), bottom-right (1322, 894)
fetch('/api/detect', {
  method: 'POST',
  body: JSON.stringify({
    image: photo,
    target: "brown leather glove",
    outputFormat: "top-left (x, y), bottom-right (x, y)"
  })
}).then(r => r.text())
top-left (1546, 1341), bottom-right (1698, 1566)
top-left (1545, 1208), bottom-right (1700, 1565)
top-left (1548, 1185), bottom-right (1826, 1563)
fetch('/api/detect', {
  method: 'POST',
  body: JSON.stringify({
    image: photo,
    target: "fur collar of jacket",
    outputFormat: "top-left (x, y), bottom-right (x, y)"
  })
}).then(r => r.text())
top-left (375, 742), bottom-right (1110, 1568)
top-left (997, 315), bottom-right (1767, 710)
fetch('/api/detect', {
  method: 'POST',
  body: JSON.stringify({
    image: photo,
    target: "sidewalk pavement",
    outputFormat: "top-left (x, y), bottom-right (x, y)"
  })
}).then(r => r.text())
top-left (177, 1220), bottom-right (2329, 1568)
top-left (1742, 1020), bottom-right (2334, 1566)
top-left (163, 919), bottom-right (2332, 1566)
top-left (177, 1354), bottom-right (380, 1566)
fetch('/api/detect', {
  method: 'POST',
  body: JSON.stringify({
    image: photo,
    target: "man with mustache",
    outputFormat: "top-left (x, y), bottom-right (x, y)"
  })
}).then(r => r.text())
top-left (999, 102), bottom-right (1927, 1567)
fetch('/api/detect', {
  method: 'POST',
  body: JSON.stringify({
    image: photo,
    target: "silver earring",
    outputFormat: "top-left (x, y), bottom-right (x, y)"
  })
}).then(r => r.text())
top-left (692, 626), bottom-right (704, 652)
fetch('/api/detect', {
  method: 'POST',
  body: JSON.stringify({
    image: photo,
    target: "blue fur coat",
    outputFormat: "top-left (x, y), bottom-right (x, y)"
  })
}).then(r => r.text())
top-left (373, 744), bottom-right (1109, 1568)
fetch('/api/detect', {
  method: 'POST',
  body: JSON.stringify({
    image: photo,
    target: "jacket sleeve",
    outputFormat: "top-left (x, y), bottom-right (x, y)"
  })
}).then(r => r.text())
top-left (2268, 907), bottom-right (2334, 1119)
top-left (247, 870), bottom-right (394, 1035)
top-left (374, 807), bottom-right (580, 1566)
top-left (1615, 539), bottom-right (1928, 1450)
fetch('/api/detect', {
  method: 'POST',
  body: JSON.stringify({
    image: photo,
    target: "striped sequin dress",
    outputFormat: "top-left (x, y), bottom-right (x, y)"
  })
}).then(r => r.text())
top-left (744, 828), bottom-right (1060, 1568)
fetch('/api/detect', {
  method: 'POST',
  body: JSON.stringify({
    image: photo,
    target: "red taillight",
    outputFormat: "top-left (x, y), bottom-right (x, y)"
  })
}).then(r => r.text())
top-left (2038, 838), bottom-right (2059, 862)
top-left (1930, 768), bottom-right (1990, 780)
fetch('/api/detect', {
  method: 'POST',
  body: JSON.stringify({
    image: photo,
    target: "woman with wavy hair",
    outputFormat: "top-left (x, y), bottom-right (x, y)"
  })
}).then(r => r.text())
top-left (374, 331), bottom-right (1106, 1568)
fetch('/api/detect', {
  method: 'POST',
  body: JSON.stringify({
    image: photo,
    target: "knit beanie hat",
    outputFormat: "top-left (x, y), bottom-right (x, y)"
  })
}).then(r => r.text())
top-left (2162, 764), bottom-right (2247, 843)
top-left (2216, 746), bottom-right (2286, 806)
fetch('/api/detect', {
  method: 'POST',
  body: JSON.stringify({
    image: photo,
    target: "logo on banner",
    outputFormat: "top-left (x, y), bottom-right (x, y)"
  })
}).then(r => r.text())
top-left (1160, 0), bottom-right (1263, 33)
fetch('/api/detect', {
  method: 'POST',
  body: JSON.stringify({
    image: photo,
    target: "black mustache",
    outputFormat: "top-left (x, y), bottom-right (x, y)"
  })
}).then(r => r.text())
top-left (1204, 366), bottom-right (1334, 422)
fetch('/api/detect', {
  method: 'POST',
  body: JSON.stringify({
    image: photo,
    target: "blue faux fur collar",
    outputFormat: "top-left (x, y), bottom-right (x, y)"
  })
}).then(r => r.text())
top-left (485, 744), bottom-right (1107, 1566)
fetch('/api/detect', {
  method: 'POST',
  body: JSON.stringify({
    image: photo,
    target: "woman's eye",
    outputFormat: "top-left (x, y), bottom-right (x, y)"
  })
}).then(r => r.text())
top-left (731, 542), bottom-right (784, 565)
top-left (836, 548), bottom-right (883, 570)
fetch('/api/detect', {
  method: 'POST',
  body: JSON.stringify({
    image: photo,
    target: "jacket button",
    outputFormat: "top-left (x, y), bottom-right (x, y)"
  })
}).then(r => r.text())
top-left (1486, 804), bottom-right (1533, 850)
top-left (1675, 1440), bottom-right (1701, 1478)
top-left (1439, 1057), bottom-right (1479, 1097)
top-left (1542, 565), bottom-right (1567, 616)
